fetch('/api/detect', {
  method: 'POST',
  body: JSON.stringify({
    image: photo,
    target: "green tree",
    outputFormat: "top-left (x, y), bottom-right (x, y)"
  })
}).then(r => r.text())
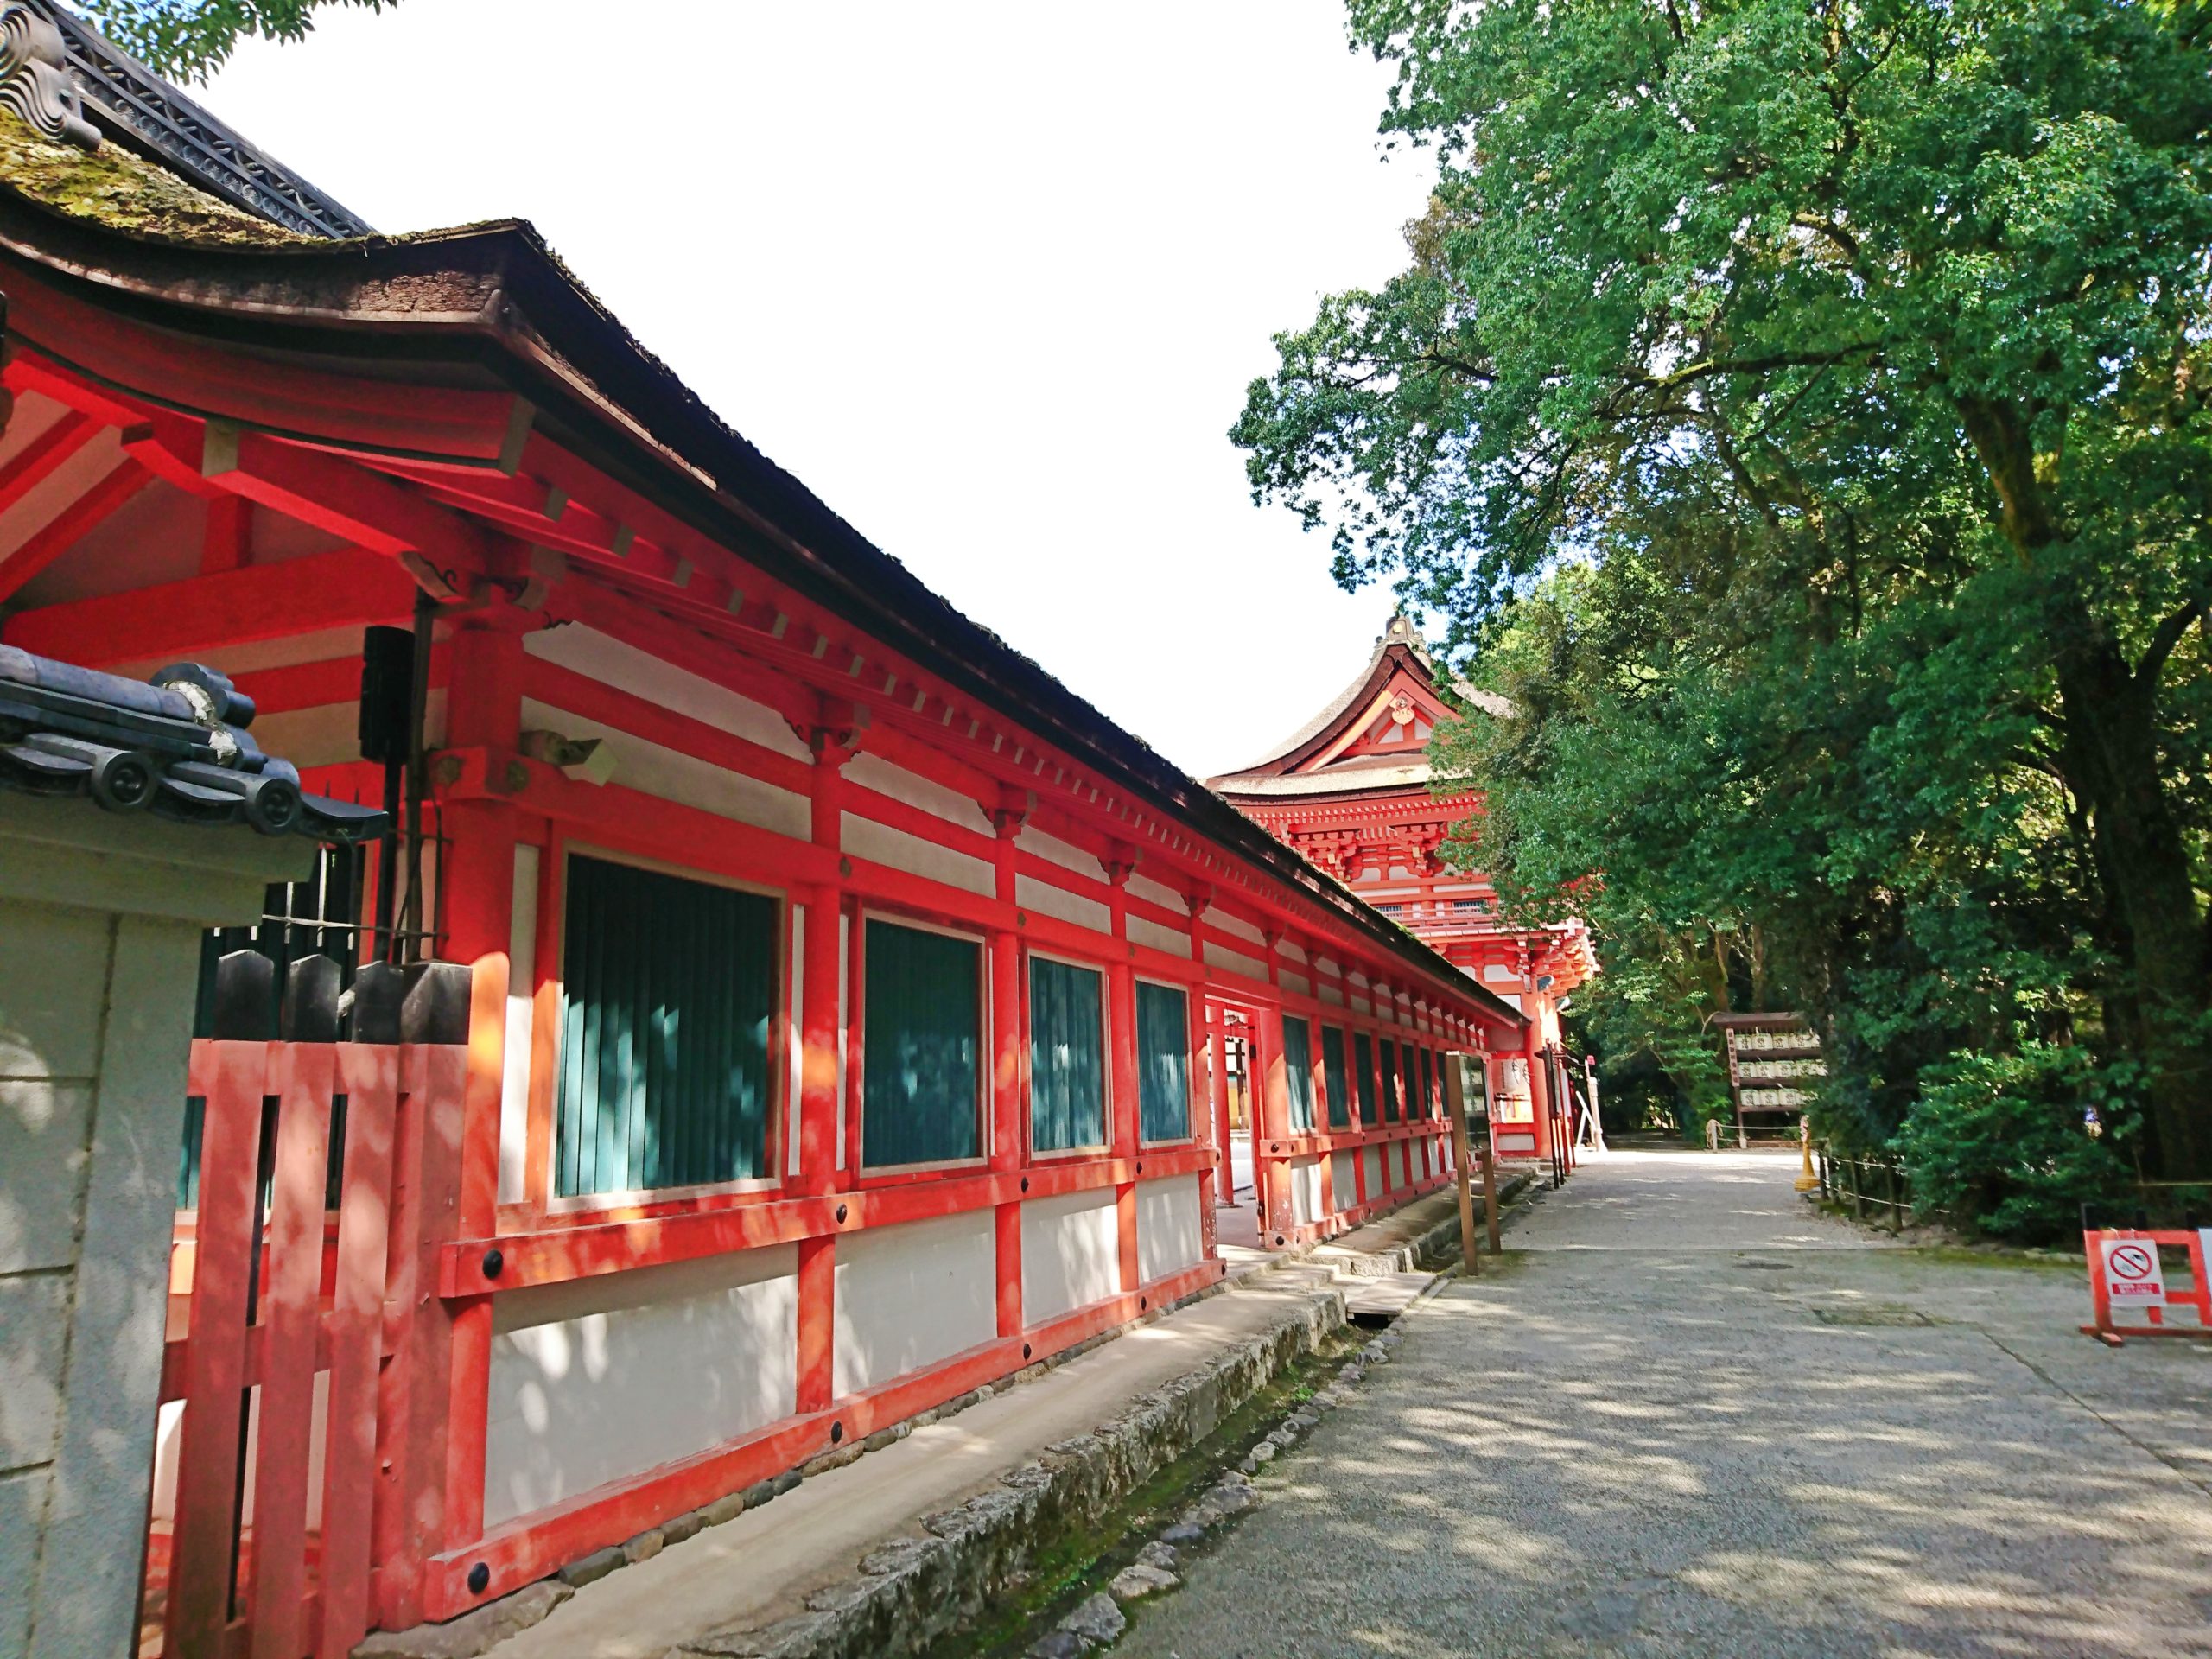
top-left (1236, 0), bottom-right (2212, 1180)
top-left (79, 1), bottom-right (395, 82)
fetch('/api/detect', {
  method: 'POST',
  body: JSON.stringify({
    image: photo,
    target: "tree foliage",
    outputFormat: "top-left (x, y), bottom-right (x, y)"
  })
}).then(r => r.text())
top-left (78, 1), bottom-right (394, 82)
top-left (1235, 0), bottom-right (2212, 1211)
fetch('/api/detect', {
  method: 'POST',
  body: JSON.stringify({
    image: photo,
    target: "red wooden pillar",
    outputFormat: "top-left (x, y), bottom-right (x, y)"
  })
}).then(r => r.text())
top-left (1188, 893), bottom-right (1228, 1215)
top-left (794, 710), bottom-right (859, 1414)
top-left (397, 621), bottom-right (519, 1602)
top-left (1482, 1049), bottom-right (1504, 1161)
top-left (1206, 1010), bottom-right (1234, 1205)
top-left (1105, 849), bottom-right (1141, 1289)
top-left (1308, 992), bottom-right (1335, 1226)
top-left (1255, 1005), bottom-right (1292, 1244)
top-left (1523, 1022), bottom-right (1554, 1166)
top-left (989, 791), bottom-right (1027, 1338)
top-left (1362, 995), bottom-right (1380, 1203)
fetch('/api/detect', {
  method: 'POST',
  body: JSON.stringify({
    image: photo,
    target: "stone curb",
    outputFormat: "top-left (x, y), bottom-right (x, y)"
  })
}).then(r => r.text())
top-left (667, 1281), bottom-right (1348, 1659)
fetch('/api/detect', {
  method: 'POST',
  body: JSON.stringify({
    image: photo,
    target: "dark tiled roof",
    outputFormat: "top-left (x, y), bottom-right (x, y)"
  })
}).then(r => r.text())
top-left (0, 645), bottom-right (385, 840)
top-left (0, 105), bottom-right (308, 245)
top-left (32, 0), bottom-right (372, 238)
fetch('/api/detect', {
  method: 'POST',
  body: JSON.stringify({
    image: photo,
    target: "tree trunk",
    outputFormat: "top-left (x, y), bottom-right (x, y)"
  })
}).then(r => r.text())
top-left (1958, 397), bottom-right (2212, 1179)
top-left (2050, 616), bottom-right (2212, 1179)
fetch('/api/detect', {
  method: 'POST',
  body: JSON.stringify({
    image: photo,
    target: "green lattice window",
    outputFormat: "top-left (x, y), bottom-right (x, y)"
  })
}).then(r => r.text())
top-left (1136, 981), bottom-right (1192, 1143)
top-left (556, 855), bottom-right (777, 1198)
top-left (1030, 955), bottom-right (1106, 1153)
top-left (863, 918), bottom-right (984, 1167)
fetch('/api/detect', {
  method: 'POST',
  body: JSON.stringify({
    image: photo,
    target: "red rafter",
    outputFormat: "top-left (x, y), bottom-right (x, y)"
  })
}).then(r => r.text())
top-left (0, 410), bottom-right (100, 518)
top-left (0, 457), bottom-right (153, 604)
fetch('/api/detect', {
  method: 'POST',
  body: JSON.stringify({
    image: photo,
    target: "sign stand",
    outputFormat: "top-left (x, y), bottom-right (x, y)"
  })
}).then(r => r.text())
top-left (2080, 1224), bottom-right (2212, 1346)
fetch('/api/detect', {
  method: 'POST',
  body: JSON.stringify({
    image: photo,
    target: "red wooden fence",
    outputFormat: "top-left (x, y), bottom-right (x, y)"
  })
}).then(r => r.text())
top-left (145, 954), bottom-right (468, 1659)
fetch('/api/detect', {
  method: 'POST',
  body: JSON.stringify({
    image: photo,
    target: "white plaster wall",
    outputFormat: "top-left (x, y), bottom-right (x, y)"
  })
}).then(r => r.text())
top-left (1022, 1188), bottom-right (1122, 1325)
top-left (1127, 916), bottom-right (1189, 957)
top-left (248, 700), bottom-right (373, 771)
top-left (845, 753), bottom-right (994, 835)
top-left (1329, 1151), bottom-right (1358, 1211)
top-left (1281, 971), bottom-right (1311, 998)
top-left (525, 625), bottom-right (814, 762)
top-left (834, 1212), bottom-right (995, 1398)
top-left (485, 1247), bottom-right (799, 1529)
top-left (841, 813), bottom-right (995, 897)
top-left (524, 698), bottom-right (810, 841)
top-left (1124, 874), bottom-right (1187, 916)
top-left (1360, 1146), bottom-right (1384, 1201)
top-left (1015, 873), bottom-right (1111, 935)
top-left (1020, 827), bottom-right (1108, 884)
top-left (1210, 911), bottom-right (1266, 947)
top-left (1201, 941), bottom-right (1268, 982)
top-left (1318, 982), bottom-right (1345, 1007)
top-left (1287, 1156), bottom-right (1322, 1227)
top-left (1135, 1177), bottom-right (1205, 1285)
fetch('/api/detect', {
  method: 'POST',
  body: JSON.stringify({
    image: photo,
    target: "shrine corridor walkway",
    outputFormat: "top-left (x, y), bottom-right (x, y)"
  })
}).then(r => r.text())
top-left (1118, 1147), bottom-right (2212, 1659)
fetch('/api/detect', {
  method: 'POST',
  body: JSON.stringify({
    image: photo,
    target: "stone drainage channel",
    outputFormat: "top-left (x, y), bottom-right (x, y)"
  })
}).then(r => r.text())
top-left (958, 1313), bottom-right (1426, 1659)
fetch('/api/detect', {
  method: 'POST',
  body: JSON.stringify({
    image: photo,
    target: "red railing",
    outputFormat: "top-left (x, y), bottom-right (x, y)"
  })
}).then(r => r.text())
top-left (144, 954), bottom-right (469, 1659)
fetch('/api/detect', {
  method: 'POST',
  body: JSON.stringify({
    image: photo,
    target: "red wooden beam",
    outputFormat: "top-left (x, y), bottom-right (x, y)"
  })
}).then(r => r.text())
top-left (0, 410), bottom-right (99, 518)
top-left (0, 456), bottom-right (152, 603)
top-left (1, 544), bottom-right (416, 664)
top-left (4, 352), bottom-right (148, 429)
top-left (197, 425), bottom-right (488, 601)
top-left (520, 655), bottom-right (813, 797)
top-left (407, 474), bottom-right (666, 578)
top-left (3, 276), bottom-right (525, 461)
top-left (200, 493), bottom-right (253, 575)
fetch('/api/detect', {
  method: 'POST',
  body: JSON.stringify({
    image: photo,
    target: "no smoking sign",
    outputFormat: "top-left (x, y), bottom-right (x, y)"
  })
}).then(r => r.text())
top-left (2102, 1238), bottom-right (2166, 1304)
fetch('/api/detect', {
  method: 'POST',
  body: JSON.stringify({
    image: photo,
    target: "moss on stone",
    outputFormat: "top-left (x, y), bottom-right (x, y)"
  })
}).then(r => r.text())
top-left (0, 108), bottom-right (311, 247)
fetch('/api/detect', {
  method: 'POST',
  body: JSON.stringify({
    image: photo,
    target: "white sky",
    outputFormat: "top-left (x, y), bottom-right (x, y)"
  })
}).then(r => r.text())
top-left (205, 1), bottom-right (1431, 778)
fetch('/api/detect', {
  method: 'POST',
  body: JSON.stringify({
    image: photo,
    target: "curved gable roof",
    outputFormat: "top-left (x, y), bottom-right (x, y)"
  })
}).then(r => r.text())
top-left (1208, 612), bottom-right (1512, 795)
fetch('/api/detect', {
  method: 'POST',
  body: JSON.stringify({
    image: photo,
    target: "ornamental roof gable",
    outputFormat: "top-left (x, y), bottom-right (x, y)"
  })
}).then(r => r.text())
top-left (1207, 612), bottom-right (1512, 799)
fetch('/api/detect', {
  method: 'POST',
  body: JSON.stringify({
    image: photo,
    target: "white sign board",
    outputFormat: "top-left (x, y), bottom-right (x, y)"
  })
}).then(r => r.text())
top-left (2102, 1238), bottom-right (2166, 1308)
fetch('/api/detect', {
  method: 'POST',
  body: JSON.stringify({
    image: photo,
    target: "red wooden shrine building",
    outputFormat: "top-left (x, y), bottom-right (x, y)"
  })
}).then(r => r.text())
top-left (0, 14), bottom-right (1524, 1654)
top-left (1211, 613), bottom-right (1599, 1165)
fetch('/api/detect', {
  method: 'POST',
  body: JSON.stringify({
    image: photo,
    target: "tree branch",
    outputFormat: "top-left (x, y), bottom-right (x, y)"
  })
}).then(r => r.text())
top-left (2136, 597), bottom-right (2206, 688)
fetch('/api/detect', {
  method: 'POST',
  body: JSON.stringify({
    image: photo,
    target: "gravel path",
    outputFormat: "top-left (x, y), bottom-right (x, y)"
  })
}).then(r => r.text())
top-left (1116, 1147), bottom-right (2212, 1658)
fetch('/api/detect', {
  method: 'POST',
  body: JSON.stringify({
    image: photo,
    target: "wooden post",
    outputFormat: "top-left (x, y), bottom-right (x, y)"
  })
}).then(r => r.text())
top-left (1255, 1004), bottom-right (1292, 1246)
top-left (1207, 1012), bottom-right (1235, 1206)
top-left (1104, 849), bottom-right (1141, 1288)
top-left (988, 791), bottom-right (1027, 1337)
top-left (1482, 1138), bottom-right (1501, 1255)
top-left (1443, 1053), bottom-right (1478, 1275)
top-left (371, 961), bottom-right (473, 1630)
